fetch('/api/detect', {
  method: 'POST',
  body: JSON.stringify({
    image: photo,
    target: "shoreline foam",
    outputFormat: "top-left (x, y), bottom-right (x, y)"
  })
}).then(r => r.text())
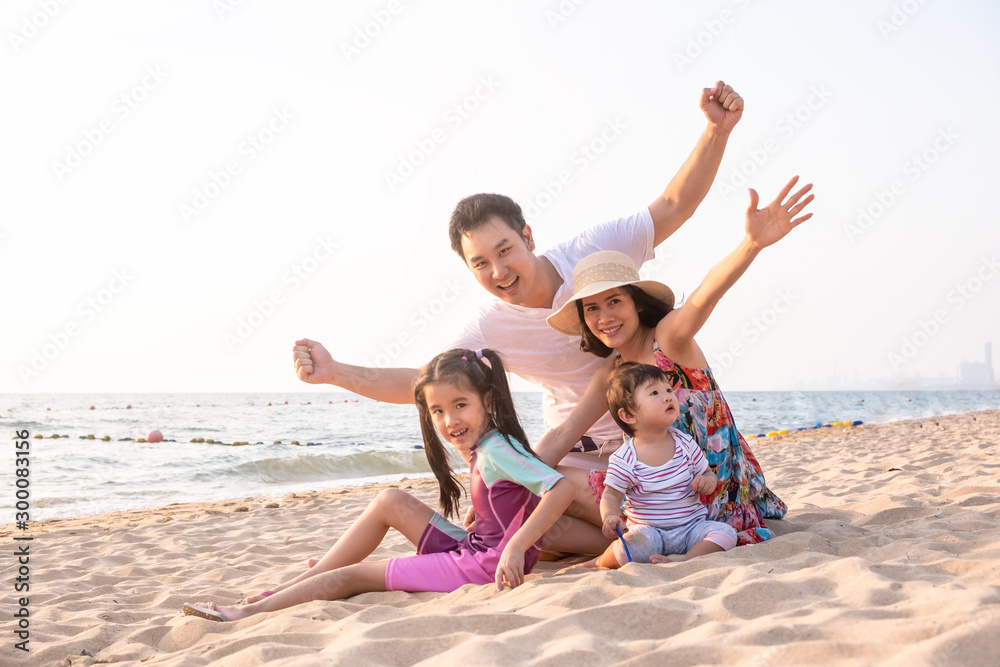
top-left (11, 389), bottom-right (1000, 523)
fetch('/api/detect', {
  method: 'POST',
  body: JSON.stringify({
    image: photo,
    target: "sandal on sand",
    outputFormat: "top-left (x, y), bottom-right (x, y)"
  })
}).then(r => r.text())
top-left (182, 602), bottom-right (229, 622)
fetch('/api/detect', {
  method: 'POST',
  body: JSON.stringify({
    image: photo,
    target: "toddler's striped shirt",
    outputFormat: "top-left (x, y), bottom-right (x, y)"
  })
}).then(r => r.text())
top-left (605, 428), bottom-right (709, 527)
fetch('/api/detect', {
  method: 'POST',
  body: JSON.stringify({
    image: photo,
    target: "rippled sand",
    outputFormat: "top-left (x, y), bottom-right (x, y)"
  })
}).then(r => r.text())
top-left (8, 410), bottom-right (1000, 666)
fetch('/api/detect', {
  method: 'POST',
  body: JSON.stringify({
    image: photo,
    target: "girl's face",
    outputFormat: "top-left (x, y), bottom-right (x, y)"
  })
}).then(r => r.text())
top-left (424, 380), bottom-right (492, 452)
top-left (581, 287), bottom-right (641, 348)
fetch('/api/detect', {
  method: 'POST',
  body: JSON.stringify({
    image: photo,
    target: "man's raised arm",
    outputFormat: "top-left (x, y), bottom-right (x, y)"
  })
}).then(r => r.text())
top-left (293, 338), bottom-right (418, 404)
top-left (648, 80), bottom-right (744, 247)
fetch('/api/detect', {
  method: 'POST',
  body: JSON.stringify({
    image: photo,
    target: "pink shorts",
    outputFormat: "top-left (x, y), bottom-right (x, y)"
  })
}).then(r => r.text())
top-left (385, 549), bottom-right (496, 592)
top-left (384, 513), bottom-right (541, 593)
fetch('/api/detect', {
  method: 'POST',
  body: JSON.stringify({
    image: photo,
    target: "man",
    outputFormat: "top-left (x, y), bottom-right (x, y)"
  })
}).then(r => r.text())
top-left (294, 81), bottom-right (744, 525)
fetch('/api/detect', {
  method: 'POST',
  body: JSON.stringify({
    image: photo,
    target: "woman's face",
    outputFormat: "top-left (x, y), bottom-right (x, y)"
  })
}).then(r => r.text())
top-left (581, 287), bottom-right (641, 349)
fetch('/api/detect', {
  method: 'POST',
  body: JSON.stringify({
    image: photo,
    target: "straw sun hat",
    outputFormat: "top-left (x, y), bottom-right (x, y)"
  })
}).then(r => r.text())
top-left (546, 251), bottom-right (675, 336)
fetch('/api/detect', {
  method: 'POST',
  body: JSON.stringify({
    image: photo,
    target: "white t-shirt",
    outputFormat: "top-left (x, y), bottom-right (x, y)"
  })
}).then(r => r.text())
top-left (451, 208), bottom-right (655, 442)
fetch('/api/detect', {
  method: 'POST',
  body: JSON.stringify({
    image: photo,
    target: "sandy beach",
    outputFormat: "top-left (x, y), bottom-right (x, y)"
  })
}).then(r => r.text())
top-left (7, 410), bottom-right (1000, 666)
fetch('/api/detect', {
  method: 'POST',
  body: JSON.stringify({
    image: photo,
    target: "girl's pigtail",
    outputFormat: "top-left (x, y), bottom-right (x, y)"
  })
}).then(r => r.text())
top-left (416, 402), bottom-right (462, 518)
top-left (413, 365), bottom-right (464, 518)
top-left (479, 349), bottom-right (536, 460)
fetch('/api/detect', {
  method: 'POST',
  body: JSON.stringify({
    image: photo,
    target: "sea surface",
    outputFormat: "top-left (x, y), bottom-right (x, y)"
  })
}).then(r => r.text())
top-left (2, 390), bottom-right (998, 520)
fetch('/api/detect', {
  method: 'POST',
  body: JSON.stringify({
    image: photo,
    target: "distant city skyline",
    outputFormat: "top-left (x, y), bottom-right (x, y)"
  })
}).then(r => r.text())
top-left (789, 341), bottom-right (998, 391)
top-left (957, 341), bottom-right (995, 388)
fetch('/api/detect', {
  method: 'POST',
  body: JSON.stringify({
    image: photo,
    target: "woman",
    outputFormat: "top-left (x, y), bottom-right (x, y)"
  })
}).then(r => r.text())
top-left (539, 176), bottom-right (813, 545)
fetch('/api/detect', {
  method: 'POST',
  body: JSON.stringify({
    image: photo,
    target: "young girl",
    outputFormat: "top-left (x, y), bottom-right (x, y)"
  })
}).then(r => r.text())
top-left (541, 176), bottom-right (814, 547)
top-left (182, 348), bottom-right (575, 622)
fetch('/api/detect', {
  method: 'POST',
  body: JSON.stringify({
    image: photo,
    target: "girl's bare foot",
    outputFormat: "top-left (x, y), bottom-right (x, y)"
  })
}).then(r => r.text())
top-left (211, 603), bottom-right (248, 621)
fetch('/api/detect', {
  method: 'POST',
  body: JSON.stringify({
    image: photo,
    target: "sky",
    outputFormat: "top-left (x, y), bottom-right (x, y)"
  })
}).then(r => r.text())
top-left (2, 0), bottom-right (999, 394)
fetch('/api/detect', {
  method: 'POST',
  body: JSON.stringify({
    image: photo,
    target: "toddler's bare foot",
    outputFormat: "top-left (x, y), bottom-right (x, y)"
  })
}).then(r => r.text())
top-left (649, 554), bottom-right (685, 564)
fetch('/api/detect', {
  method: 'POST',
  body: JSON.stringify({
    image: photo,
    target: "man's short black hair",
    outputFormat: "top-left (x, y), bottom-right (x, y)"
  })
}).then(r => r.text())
top-left (449, 193), bottom-right (528, 261)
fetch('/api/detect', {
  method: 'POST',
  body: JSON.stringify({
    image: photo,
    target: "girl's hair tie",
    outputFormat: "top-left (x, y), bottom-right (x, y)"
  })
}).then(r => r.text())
top-left (461, 350), bottom-right (485, 363)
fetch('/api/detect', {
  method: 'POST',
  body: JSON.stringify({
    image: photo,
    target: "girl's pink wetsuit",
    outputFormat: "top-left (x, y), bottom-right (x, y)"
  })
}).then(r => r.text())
top-left (385, 429), bottom-right (563, 592)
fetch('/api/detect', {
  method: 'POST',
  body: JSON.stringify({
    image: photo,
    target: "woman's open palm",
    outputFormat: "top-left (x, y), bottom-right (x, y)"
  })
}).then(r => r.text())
top-left (745, 176), bottom-right (814, 250)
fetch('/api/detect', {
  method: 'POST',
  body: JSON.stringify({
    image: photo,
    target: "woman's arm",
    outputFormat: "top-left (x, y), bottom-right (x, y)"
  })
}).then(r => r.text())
top-left (658, 176), bottom-right (814, 347)
top-left (495, 478), bottom-right (575, 590)
top-left (534, 355), bottom-right (617, 467)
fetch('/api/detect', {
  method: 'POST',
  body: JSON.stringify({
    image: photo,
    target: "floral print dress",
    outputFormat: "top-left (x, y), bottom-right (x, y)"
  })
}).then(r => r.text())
top-left (652, 340), bottom-right (786, 545)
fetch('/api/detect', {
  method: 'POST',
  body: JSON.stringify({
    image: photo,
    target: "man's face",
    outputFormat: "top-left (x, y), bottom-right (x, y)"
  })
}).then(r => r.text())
top-left (460, 217), bottom-right (537, 305)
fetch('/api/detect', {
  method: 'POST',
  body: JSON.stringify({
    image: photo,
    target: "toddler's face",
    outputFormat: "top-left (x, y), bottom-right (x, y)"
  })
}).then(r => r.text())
top-left (626, 378), bottom-right (679, 433)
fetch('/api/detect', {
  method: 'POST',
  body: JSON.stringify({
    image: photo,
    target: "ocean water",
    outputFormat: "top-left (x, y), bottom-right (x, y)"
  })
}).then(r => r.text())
top-left (2, 390), bottom-right (998, 520)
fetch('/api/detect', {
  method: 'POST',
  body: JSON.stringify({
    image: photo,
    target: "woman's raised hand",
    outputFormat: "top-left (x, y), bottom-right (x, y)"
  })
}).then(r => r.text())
top-left (745, 176), bottom-right (814, 251)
